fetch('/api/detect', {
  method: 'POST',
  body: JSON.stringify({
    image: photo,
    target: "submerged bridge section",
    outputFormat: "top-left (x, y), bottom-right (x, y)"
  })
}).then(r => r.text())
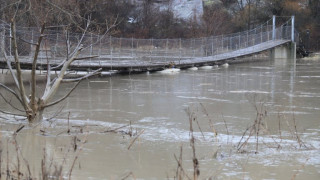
top-left (0, 16), bottom-right (298, 72)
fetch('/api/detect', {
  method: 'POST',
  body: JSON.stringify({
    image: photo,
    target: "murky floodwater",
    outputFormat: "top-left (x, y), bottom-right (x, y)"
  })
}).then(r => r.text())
top-left (1, 58), bottom-right (320, 179)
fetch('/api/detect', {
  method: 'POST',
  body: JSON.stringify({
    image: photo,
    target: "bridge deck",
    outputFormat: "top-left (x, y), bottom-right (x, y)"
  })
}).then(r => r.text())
top-left (179, 39), bottom-right (290, 65)
top-left (1, 39), bottom-right (291, 71)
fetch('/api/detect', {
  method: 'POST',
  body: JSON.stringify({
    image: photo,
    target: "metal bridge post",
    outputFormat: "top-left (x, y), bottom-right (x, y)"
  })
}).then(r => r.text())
top-left (98, 35), bottom-right (101, 66)
top-left (9, 23), bottom-right (12, 57)
top-left (119, 37), bottom-right (122, 63)
top-left (267, 21), bottom-right (269, 41)
top-left (228, 36), bottom-right (231, 51)
top-left (31, 30), bottom-right (34, 59)
top-left (0, 26), bottom-right (4, 58)
top-left (54, 33), bottom-right (58, 60)
top-left (150, 38), bottom-right (153, 63)
top-left (165, 38), bottom-right (168, 63)
top-left (246, 31), bottom-right (249, 47)
top-left (135, 39), bottom-right (138, 63)
top-left (90, 34), bottom-right (93, 66)
top-left (179, 38), bottom-right (182, 64)
top-left (261, 25), bottom-right (263, 43)
top-left (131, 37), bottom-right (133, 59)
top-left (254, 29), bottom-right (256, 45)
top-left (211, 37), bottom-right (214, 56)
top-left (272, 15), bottom-right (276, 40)
top-left (291, 15), bottom-right (295, 42)
top-left (222, 35), bottom-right (224, 52)
top-left (110, 36), bottom-right (113, 70)
top-left (239, 32), bottom-right (241, 49)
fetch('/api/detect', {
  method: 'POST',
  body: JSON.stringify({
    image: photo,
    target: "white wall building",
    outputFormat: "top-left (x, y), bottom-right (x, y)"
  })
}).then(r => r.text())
top-left (170, 0), bottom-right (204, 22)
top-left (130, 0), bottom-right (204, 22)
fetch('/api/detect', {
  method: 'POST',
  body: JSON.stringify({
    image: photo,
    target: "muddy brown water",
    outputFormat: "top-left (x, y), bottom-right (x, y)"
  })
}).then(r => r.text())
top-left (0, 58), bottom-right (319, 179)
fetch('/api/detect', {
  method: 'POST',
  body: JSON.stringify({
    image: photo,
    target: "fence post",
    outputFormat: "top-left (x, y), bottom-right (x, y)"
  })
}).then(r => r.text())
top-left (291, 15), bottom-right (295, 42)
top-left (9, 23), bottom-right (12, 57)
top-left (90, 33), bottom-right (93, 66)
top-left (136, 39), bottom-right (138, 62)
top-left (98, 35), bottom-right (101, 66)
top-left (190, 39), bottom-right (193, 57)
top-left (54, 33), bottom-right (58, 60)
top-left (201, 38), bottom-right (204, 56)
top-left (193, 39), bottom-right (195, 58)
top-left (222, 35), bottom-right (224, 51)
top-left (119, 37), bottom-right (122, 63)
top-left (31, 30), bottom-right (34, 60)
top-left (239, 32), bottom-right (241, 49)
top-left (246, 30), bottom-right (249, 47)
top-left (150, 38), bottom-right (152, 63)
top-left (211, 37), bottom-right (214, 56)
top-left (179, 38), bottom-right (182, 64)
top-left (261, 25), bottom-right (263, 43)
top-left (131, 37), bottom-right (134, 61)
top-left (110, 36), bottom-right (113, 70)
top-left (280, 25), bottom-right (283, 40)
top-left (0, 25), bottom-right (5, 62)
top-left (165, 38), bottom-right (168, 63)
top-left (267, 21), bottom-right (270, 41)
top-left (272, 15), bottom-right (276, 40)
top-left (229, 36), bottom-right (231, 51)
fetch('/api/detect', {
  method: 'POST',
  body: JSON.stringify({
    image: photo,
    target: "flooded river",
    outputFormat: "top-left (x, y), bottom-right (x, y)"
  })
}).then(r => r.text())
top-left (0, 58), bottom-right (320, 179)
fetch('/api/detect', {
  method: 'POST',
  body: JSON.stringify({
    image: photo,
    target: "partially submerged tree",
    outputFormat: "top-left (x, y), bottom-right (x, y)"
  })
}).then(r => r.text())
top-left (0, 2), bottom-right (116, 123)
top-left (0, 19), bottom-right (101, 122)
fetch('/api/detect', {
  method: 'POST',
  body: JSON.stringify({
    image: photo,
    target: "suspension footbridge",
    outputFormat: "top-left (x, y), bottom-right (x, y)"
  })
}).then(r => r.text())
top-left (0, 16), bottom-right (298, 72)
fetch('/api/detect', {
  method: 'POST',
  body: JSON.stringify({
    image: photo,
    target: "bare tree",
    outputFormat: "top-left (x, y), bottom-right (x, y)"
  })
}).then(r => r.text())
top-left (0, 19), bottom-right (100, 123)
top-left (0, 2), bottom-right (116, 123)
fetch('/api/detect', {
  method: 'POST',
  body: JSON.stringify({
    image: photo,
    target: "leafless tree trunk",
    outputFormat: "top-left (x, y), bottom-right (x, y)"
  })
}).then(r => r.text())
top-left (0, 18), bottom-right (102, 123)
top-left (0, 0), bottom-right (120, 123)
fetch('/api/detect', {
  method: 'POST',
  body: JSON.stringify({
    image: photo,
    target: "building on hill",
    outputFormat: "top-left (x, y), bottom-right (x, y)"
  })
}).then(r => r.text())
top-left (170, 0), bottom-right (203, 22)
top-left (130, 0), bottom-right (204, 22)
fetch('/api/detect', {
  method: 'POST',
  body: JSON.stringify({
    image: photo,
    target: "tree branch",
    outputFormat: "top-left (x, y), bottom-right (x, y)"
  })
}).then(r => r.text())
top-left (0, 108), bottom-right (26, 117)
top-left (44, 66), bottom-right (100, 108)
top-left (0, 83), bottom-right (22, 104)
top-left (31, 22), bottom-right (46, 113)
top-left (11, 20), bottom-right (30, 112)
top-left (0, 92), bottom-right (24, 112)
top-left (44, 62), bottom-right (52, 98)
top-left (2, 42), bottom-right (20, 90)
top-left (70, 16), bottom-right (91, 57)
top-left (62, 68), bottom-right (101, 83)
top-left (43, 80), bottom-right (82, 108)
top-left (42, 45), bottom-right (83, 104)
top-left (50, 60), bottom-right (67, 70)
top-left (74, 55), bottom-right (99, 61)
top-left (82, 15), bottom-right (119, 51)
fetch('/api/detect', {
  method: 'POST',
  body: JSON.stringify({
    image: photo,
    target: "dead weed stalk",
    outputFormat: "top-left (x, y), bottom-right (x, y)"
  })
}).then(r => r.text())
top-left (0, 124), bottom-right (88, 180)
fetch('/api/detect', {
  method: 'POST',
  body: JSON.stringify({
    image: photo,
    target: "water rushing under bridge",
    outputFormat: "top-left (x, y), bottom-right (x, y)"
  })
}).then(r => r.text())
top-left (0, 16), bottom-right (298, 72)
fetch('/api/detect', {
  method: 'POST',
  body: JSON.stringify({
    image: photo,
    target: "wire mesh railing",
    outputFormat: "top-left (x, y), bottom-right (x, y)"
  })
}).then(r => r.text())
top-left (0, 17), bottom-right (296, 69)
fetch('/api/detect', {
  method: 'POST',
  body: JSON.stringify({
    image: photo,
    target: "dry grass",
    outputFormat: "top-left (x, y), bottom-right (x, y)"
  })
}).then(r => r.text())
top-left (0, 123), bottom-right (88, 180)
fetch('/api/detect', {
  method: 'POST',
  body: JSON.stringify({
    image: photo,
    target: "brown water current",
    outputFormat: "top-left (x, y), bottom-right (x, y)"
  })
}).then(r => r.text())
top-left (0, 58), bottom-right (320, 179)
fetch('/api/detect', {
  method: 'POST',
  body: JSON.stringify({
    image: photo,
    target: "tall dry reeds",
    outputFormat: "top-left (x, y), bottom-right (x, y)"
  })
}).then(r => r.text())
top-left (0, 124), bottom-right (88, 180)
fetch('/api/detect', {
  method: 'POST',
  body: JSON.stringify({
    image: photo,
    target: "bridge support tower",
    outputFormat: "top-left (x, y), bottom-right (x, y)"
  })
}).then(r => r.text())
top-left (270, 16), bottom-right (296, 60)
